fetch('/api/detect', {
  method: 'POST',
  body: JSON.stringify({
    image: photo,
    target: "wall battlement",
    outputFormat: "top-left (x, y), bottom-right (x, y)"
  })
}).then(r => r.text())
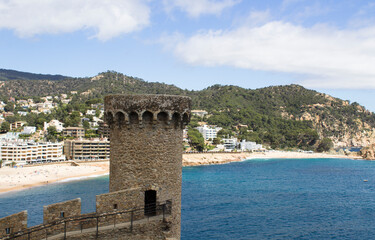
top-left (0, 190), bottom-right (172, 239)
top-left (104, 94), bottom-right (191, 128)
top-left (0, 94), bottom-right (190, 240)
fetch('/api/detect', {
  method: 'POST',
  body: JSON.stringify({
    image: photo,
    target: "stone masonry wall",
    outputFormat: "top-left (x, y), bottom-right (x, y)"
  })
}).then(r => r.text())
top-left (105, 94), bottom-right (191, 240)
top-left (43, 198), bottom-right (81, 224)
top-left (0, 94), bottom-right (189, 240)
top-left (0, 211), bottom-right (27, 238)
top-left (96, 188), bottom-right (143, 214)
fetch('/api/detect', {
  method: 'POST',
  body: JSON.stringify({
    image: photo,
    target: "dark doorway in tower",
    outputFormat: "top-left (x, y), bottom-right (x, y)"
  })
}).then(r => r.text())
top-left (145, 190), bottom-right (157, 216)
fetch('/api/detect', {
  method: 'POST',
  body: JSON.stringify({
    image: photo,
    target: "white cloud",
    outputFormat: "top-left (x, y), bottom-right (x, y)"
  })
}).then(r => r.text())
top-left (244, 10), bottom-right (271, 26)
top-left (167, 22), bottom-right (375, 89)
top-left (163, 0), bottom-right (240, 18)
top-left (0, 0), bottom-right (150, 41)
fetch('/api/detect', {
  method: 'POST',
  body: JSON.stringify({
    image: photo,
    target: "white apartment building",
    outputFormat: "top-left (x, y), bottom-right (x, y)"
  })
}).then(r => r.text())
top-left (239, 140), bottom-right (263, 151)
top-left (191, 110), bottom-right (208, 118)
top-left (21, 126), bottom-right (36, 135)
top-left (222, 138), bottom-right (238, 151)
top-left (0, 140), bottom-right (65, 165)
top-left (44, 119), bottom-right (64, 132)
top-left (86, 109), bottom-right (96, 115)
top-left (196, 125), bottom-right (222, 140)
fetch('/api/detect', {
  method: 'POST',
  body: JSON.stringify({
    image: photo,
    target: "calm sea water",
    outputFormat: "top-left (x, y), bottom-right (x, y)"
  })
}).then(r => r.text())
top-left (1, 158), bottom-right (375, 239)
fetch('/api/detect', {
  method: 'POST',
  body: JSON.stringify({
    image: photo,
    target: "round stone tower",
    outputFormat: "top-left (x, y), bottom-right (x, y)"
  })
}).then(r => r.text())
top-left (104, 94), bottom-right (191, 239)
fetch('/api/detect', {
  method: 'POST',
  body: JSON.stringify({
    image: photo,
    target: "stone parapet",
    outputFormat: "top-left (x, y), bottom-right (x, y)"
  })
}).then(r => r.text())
top-left (0, 94), bottom-right (189, 240)
top-left (96, 188), bottom-right (143, 214)
top-left (104, 94), bottom-right (191, 128)
top-left (43, 198), bottom-right (81, 224)
top-left (0, 211), bottom-right (27, 238)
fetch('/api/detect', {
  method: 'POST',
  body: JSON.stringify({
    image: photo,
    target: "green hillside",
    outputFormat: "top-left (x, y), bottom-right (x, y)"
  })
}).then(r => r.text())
top-left (1, 70), bottom-right (374, 150)
top-left (0, 69), bottom-right (68, 81)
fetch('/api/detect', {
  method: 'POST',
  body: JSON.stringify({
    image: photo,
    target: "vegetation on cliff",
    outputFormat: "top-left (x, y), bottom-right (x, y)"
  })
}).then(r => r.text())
top-left (1, 69), bottom-right (374, 150)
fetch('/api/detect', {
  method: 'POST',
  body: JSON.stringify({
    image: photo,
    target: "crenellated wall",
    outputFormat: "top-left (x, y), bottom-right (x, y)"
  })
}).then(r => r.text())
top-left (0, 94), bottom-right (190, 240)
top-left (0, 190), bottom-right (172, 239)
top-left (43, 198), bottom-right (81, 224)
top-left (96, 188), bottom-right (143, 214)
top-left (0, 211), bottom-right (27, 238)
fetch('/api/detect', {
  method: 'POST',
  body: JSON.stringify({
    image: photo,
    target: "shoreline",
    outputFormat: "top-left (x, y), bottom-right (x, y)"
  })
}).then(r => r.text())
top-left (182, 151), bottom-right (362, 166)
top-left (0, 152), bottom-right (362, 194)
top-left (0, 161), bottom-right (109, 195)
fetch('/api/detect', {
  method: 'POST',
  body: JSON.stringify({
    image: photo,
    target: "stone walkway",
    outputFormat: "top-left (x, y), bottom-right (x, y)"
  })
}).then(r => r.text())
top-left (43, 215), bottom-right (164, 240)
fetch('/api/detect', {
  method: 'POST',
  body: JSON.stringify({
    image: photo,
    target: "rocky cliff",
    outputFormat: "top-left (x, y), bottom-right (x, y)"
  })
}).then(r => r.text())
top-left (360, 144), bottom-right (375, 160)
top-left (280, 93), bottom-right (375, 148)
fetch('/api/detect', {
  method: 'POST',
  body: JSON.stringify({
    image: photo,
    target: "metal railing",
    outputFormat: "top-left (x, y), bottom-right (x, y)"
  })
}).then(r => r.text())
top-left (2, 200), bottom-right (171, 240)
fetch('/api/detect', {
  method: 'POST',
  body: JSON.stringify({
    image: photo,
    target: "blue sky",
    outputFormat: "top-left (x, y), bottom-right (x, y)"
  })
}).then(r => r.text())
top-left (1, 0), bottom-right (375, 111)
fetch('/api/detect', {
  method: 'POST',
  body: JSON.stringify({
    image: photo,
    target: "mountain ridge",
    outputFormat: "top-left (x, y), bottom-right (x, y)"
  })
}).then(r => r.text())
top-left (0, 68), bottom-right (69, 81)
top-left (0, 69), bottom-right (374, 149)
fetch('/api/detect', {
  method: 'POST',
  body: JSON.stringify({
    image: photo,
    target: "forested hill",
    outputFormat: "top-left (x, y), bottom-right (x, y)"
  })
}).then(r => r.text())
top-left (0, 69), bottom-right (69, 81)
top-left (0, 70), bottom-right (184, 97)
top-left (1, 70), bottom-right (374, 149)
top-left (192, 84), bottom-right (375, 148)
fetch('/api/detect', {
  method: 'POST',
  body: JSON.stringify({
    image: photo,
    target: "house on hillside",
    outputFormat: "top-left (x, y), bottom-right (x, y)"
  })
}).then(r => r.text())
top-left (10, 121), bottom-right (26, 130)
top-left (191, 110), bottom-right (208, 118)
top-left (44, 120), bottom-right (64, 132)
top-left (63, 127), bottom-right (85, 138)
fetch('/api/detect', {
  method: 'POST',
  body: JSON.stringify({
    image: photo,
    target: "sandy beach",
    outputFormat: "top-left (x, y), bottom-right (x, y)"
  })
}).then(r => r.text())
top-left (0, 161), bottom-right (109, 194)
top-left (0, 151), bottom-right (362, 194)
top-left (182, 151), bottom-right (361, 166)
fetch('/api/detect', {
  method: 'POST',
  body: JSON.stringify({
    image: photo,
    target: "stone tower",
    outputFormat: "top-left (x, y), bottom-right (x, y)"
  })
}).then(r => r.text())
top-left (104, 94), bottom-right (191, 239)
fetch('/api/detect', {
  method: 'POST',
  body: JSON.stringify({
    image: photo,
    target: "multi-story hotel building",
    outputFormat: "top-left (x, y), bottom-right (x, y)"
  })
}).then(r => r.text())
top-left (97, 121), bottom-right (110, 139)
top-left (196, 125), bottom-right (222, 140)
top-left (63, 127), bottom-right (85, 138)
top-left (0, 140), bottom-right (65, 166)
top-left (64, 138), bottom-right (110, 161)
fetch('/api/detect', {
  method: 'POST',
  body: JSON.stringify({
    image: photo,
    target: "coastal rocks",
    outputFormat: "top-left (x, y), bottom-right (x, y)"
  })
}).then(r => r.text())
top-left (360, 144), bottom-right (375, 160)
top-left (182, 153), bottom-right (251, 166)
top-left (71, 161), bottom-right (80, 166)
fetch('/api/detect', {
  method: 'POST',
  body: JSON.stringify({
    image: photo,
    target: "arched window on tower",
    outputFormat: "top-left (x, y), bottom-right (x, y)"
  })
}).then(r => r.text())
top-left (129, 112), bottom-right (139, 125)
top-left (172, 112), bottom-right (180, 129)
top-left (142, 111), bottom-right (153, 125)
top-left (157, 112), bottom-right (168, 125)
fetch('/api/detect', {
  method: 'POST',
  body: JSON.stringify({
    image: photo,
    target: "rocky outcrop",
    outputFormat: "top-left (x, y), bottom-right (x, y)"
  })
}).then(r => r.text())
top-left (183, 152), bottom-right (251, 166)
top-left (360, 144), bottom-right (375, 160)
top-left (280, 93), bottom-right (375, 148)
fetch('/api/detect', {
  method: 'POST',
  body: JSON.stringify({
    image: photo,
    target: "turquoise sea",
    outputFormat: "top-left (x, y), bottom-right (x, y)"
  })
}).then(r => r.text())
top-left (1, 158), bottom-right (375, 239)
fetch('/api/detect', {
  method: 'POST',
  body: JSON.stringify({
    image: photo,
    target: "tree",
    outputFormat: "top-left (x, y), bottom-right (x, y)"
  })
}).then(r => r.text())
top-left (212, 137), bottom-right (221, 145)
top-left (317, 138), bottom-right (333, 152)
top-left (95, 109), bottom-right (101, 118)
top-left (0, 122), bottom-right (10, 132)
top-left (46, 126), bottom-right (58, 142)
top-left (19, 134), bottom-right (31, 140)
top-left (33, 96), bottom-right (43, 103)
top-left (4, 103), bottom-right (14, 112)
top-left (82, 120), bottom-right (90, 130)
top-left (65, 111), bottom-right (81, 127)
top-left (188, 129), bottom-right (205, 151)
top-left (47, 126), bottom-right (58, 136)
